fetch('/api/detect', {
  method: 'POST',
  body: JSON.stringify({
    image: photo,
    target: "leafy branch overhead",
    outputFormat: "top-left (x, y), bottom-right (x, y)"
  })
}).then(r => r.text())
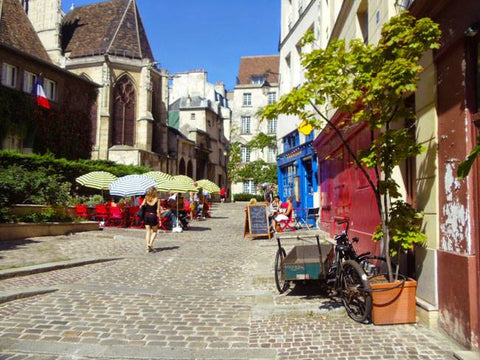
top-left (227, 132), bottom-right (277, 185)
top-left (261, 11), bottom-right (441, 281)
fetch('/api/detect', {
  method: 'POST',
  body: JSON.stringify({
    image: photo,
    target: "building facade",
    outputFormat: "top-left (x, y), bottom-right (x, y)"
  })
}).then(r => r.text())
top-left (1, 0), bottom-right (98, 157)
top-left (410, 0), bottom-right (480, 350)
top-left (22, 0), bottom-right (170, 169)
top-left (168, 70), bottom-right (230, 188)
top-left (231, 55), bottom-right (279, 195)
top-left (277, 1), bottom-right (329, 223)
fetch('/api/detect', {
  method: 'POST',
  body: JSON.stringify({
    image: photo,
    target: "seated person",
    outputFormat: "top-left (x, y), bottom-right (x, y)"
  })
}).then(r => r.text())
top-left (160, 196), bottom-right (177, 228)
top-left (273, 196), bottom-right (294, 232)
top-left (265, 200), bottom-right (275, 229)
top-left (271, 195), bottom-right (281, 213)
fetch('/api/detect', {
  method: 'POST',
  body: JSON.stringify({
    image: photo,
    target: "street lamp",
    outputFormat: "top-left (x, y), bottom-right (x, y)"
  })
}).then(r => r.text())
top-left (261, 80), bottom-right (272, 96)
top-left (465, 22), bottom-right (480, 37)
top-left (394, 0), bottom-right (414, 11)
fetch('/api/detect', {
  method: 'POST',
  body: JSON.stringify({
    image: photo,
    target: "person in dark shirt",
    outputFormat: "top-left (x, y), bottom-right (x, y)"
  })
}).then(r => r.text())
top-left (139, 187), bottom-right (161, 252)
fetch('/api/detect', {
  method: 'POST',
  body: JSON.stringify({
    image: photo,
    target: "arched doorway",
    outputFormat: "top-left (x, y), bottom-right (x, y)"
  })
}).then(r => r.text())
top-left (179, 158), bottom-right (186, 175)
top-left (187, 160), bottom-right (193, 178)
top-left (111, 75), bottom-right (136, 146)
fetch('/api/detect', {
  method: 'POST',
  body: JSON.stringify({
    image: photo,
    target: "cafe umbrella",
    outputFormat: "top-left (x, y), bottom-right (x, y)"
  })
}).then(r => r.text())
top-left (144, 171), bottom-right (175, 189)
top-left (161, 175), bottom-right (198, 232)
top-left (109, 174), bottom-right (157, 197)
top-left (75, 171), bottom-right (118, 200)
top-left (75, 171), bottom-right (117, 190)
top-left (195, 179), bottom-right (220, 194)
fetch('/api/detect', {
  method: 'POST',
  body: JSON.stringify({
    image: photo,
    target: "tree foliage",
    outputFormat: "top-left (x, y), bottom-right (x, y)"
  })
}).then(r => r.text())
top-left (458, 134), bottom-right (480, 179)
top-left (261, 12), bottom-right (441, 281)
top-left (227, 133), bottom-right (277, 186)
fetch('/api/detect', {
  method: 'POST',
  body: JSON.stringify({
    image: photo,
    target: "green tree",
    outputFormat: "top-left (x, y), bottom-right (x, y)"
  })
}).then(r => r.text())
top-left (261, 12), bottom-right (440, 281)
top-left (227, 133), bottom-right (277, 186)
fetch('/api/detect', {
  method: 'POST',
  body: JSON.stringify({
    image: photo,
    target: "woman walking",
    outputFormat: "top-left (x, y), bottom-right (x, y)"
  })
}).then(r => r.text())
top-left (139, 186), bottom-right (161, 252)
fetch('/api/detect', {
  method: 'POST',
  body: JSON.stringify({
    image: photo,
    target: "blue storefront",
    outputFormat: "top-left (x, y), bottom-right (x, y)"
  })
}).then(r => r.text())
top-left (277, 130), bottom-right (318, 226)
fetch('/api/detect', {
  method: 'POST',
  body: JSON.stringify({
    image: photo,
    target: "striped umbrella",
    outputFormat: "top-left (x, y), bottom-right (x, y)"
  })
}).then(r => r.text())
top-left (75, 171), bottom-right (117, 190)
top-left (161, 175), bottom-right (198, 193)
top-left (109, 174), bottom-right (157, 197)
top-left (196, 179), bottom-right (220, 194)
top-left (144, 171), bottom-right (175, 189)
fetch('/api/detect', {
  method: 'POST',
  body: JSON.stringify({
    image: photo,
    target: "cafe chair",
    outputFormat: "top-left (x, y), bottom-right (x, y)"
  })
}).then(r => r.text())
top-left (75, 204), bottom-right (89, 219)
top-left (128, 206), bottom-right (144, 228)
top-left (93, 204), bottom-right (109, 223)
top-left (105, 206), bottom-right (125, 227)
top-left (278, 211), bottom-right (296, 232)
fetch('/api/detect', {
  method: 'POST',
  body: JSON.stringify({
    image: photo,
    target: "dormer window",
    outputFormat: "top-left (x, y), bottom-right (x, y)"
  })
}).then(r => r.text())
top-left (251, 75), bottom-right (265, 84)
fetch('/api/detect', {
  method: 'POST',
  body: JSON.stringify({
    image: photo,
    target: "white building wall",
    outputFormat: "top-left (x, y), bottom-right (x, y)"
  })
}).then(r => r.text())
top-left (23, 0), bottom-right (63, 65)
top-left (231, 81), bottom-right (278, 195)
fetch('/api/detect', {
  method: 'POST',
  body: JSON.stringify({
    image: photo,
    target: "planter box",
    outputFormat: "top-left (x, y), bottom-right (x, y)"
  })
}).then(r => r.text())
top-left (371, 277), bottom-right (417, 325)
top-left (0, 222), bottom-right (99, 241)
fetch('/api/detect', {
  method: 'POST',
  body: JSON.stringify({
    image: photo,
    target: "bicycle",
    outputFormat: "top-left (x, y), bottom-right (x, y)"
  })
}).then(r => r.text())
top-left (274, 219), bottom-right (385, 323)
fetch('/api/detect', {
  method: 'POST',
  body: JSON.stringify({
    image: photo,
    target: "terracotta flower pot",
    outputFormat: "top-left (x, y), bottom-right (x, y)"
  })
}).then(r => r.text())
top-left (370, 276), bottom-right (417, 325)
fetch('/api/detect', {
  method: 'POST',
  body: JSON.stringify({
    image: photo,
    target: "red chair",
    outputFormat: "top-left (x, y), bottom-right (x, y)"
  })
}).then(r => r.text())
top-left (75, 204), bottom-right (89, 219)
top-left (105, 206), bottom-right (125, 227)
top-left (158, 214), bottom-right (168, 231)
top-left (128, 206), bottom-right (144, 228)
top-left (93, 204), bottom-right (109, 222)
top-left (278, 211), bottom-right (296, 232)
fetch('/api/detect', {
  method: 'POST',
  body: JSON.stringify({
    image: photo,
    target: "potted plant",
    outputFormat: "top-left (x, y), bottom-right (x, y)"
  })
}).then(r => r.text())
top-left (261, 11), bottom-right (440, 306)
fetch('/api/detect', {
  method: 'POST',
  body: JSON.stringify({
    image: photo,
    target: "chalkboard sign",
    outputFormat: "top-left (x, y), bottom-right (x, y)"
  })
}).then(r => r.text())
top-left (245, 205), bottom-right (271, 240)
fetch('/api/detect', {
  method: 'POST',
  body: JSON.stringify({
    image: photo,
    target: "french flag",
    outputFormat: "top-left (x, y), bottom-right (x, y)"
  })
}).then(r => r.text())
top-left (34, 77), bottom-right (50, 109)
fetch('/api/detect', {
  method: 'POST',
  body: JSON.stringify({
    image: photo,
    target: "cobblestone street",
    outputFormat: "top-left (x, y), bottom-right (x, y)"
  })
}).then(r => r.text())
top-left (0, 203), bottom-right (465, 359)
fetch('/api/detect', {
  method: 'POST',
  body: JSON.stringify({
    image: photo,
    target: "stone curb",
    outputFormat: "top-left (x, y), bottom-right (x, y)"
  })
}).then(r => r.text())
top-left (0, 287), bottom-right (58, 304)
top-left (0, 257), bottom-right (122, 280)
top-left (0, 339), bottom-right (277, 359)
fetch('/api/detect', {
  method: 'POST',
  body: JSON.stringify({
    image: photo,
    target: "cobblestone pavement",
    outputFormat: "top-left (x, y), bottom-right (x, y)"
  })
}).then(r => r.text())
top-left (0, 203), bottom-right (466, 359)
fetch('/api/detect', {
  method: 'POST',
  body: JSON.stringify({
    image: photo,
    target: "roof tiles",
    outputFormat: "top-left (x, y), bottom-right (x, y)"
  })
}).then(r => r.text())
top-left (0, 0), bottom-right (51, 62)
top-left (236, 55), bottom-right (280, 86)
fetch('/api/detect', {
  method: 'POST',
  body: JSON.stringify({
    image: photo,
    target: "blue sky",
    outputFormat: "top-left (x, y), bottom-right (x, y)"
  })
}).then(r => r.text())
top-left (63, 1), bottom-right (280, 90)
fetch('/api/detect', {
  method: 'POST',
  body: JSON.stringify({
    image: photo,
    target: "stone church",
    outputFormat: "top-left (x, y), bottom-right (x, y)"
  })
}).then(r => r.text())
top-left (21, 0), bottom-right (171, 170)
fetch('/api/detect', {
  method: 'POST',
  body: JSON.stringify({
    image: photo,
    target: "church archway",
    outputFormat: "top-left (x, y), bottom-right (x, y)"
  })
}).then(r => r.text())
top-left (187, 160), bottom-right (193, 178)
top-left (179, 158), bottom-right (186, 175)
top-left (111, 75), bottom-right (136, 146)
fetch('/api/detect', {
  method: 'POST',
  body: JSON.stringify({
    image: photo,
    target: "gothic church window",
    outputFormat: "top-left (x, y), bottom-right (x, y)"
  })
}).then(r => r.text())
top-left (112, 75), bottom-right (136, 146)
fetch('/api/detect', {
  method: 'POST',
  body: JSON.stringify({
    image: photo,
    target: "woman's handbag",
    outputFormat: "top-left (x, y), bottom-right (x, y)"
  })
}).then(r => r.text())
top-left (136, 205), bottom-right (145, 219)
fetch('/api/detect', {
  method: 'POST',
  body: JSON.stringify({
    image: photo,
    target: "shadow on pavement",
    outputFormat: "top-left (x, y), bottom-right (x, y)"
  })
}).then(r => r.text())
top-left (286, 282), bottom-right (344, 311)
top-left (154, 246), bottom-right (180, 253)
top-left (0, 238), bottom-right (40, 251)
top-left (186, 226), bottom-right (211, 231)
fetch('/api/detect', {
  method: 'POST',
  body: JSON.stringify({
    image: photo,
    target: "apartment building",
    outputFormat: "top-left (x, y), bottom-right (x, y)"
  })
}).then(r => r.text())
top-left (168, 70), bottom-right (230, 188)
top-left (231, 55), bottom-right (279, 195)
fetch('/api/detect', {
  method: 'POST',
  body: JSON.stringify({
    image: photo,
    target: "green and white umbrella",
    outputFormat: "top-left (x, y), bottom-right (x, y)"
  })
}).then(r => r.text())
top-left (161, 175), bottom-right (197, 193)
top-left (196, 179), bottom-right (220, 194)
top-left (75, 171), bottom-right (117, 190)
top-left (144, 171), bottom-right (175, 189)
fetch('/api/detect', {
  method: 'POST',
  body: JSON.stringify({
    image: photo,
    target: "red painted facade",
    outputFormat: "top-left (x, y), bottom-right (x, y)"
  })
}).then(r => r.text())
top-left (313, 115), bottom-right (381, 258)
top-left (411, 0), bottom-right (480, 350)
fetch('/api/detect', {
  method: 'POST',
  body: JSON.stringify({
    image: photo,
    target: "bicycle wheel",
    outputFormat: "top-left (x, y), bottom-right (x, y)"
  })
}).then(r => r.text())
top-left (340, 260), bottom-right (372, 323)
top-left (274, 247), bottom-right (290, 293)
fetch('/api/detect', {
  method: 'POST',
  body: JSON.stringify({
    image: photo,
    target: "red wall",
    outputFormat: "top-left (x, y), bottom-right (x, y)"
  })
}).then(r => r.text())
top-left (315, 119), bottom-right (381, 257)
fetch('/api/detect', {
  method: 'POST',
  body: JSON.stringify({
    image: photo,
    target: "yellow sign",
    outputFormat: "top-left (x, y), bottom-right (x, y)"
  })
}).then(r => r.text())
top-left (298, 120), bottom-right (313, 135)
